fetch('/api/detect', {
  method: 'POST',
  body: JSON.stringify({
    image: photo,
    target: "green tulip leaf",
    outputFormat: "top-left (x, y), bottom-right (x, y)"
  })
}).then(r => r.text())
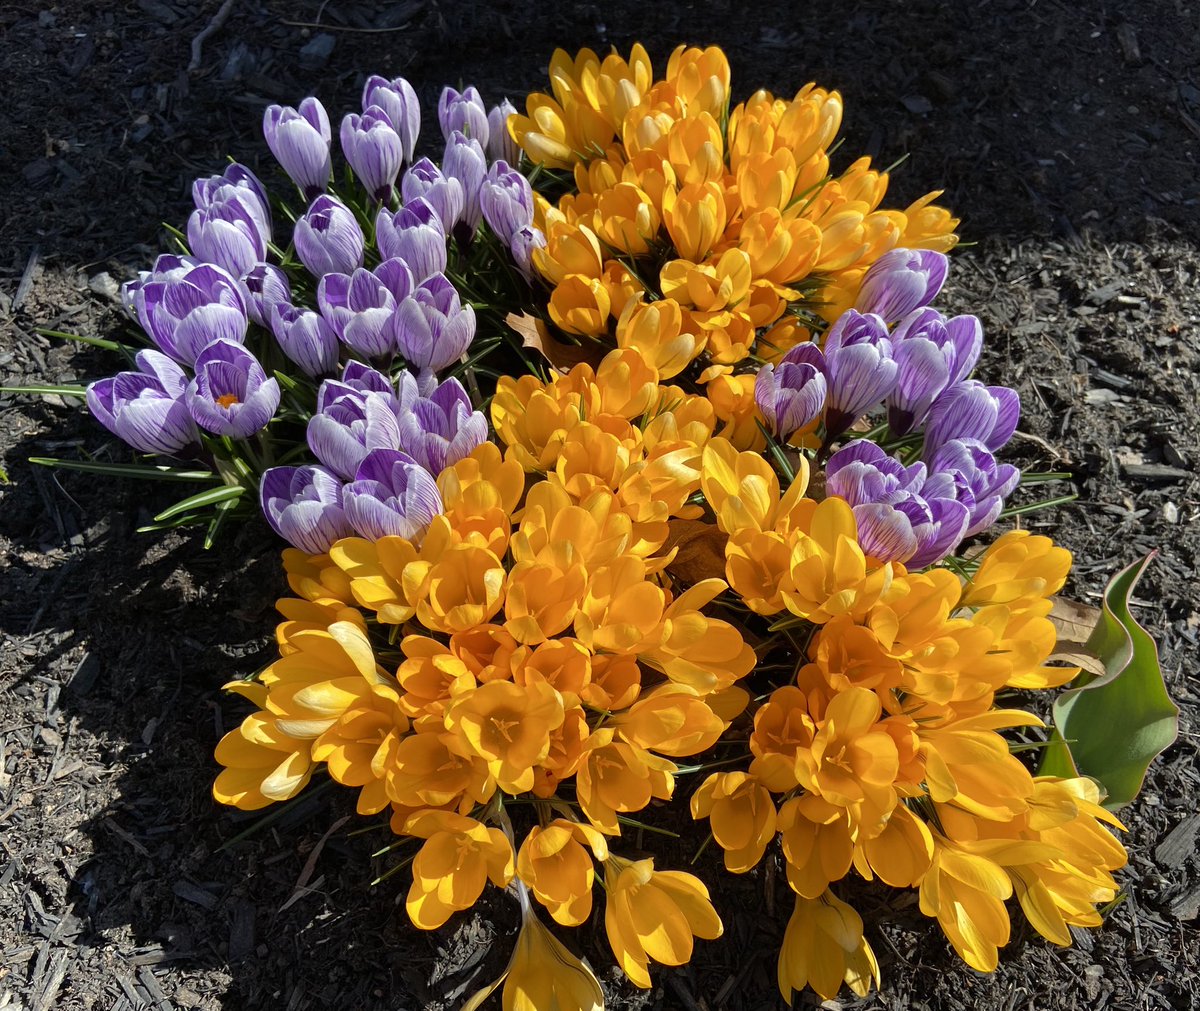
top-left (1038, 552), bottom-right (1178, 809)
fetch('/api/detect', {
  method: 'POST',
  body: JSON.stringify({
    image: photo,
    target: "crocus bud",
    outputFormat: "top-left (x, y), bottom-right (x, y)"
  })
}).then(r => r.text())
top-left (392, 273), bottom-right (476, 375)
top-left (486, 99), bottom-right (519, 164)
top-left (121, 254), bottom-right (199, 322)
top-left (442, 132), bottom-right (488, 235)
top-left (480, 160), bottom-right (533, 246)
top-left (317, 259), bottom-right (414, 359)
top-left (401, 158), bottom-right (465, 233)
top-left (855, 248), bottom-right (948, 323)
top-left (270, 303), bottom-right (340, 378)
top-left (260, 465), bottom-right (354, 553)
top-left (362, 75), bottom-right (420, 164)
top-left (337, 360), bottom-right (398, 401)
top-left (192, 164), bottom-right (271, 240)
top-left (137, 263), bottom-right (248, 366)
top-left (307, 382), bottom-right (402, 480)
top-left (295, 194), bottom-right (365, 280)
top-left (886, 308), bottom-right (984, 436)
top-left (396, 373), bottom-right (488, 475)
top-left (86, 350), bottom-right (198, 456)
top-left (243, 263), bottom-right (292, 328)
top-left (923, 380), bottom-right (1021, 456)
top-left (438, 86), bottom-right (489, 145)
top-left (754, 342), bottom-right (828, 440)
top-left (185, 339), bottom-right (280, 438)
top-left (186, 192), bottom-right (269, 280)
top-left (822, 310), bottom-right (897, 440)
top-left (376, 198), bottom-right (447, 281)
top-left (508, 225), bottom-right (546, 281)
top-left (341, 106), bottom-right (404, 202)
top-left (263, 97), bottom-right (332, 200)
top-left (925, 439), bottom-right (1020, 538)
top-left (342, 448), bottom-right (443, 541)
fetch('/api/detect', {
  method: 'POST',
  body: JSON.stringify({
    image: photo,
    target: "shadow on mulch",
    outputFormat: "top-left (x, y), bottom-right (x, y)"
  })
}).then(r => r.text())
top-left (2, 1), bottom-right (1200, 1009)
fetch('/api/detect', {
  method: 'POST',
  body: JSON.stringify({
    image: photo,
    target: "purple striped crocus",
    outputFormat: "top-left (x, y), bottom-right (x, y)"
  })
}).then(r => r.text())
top-left (480, 160), bottom-right (533, 246)
top-left (185, 339), bottom-right (280, 438)
top-left (294, 194), bottom-right (365, 280)
top-left (925, 439), bottom-right (1020, 538)
top-left (754, 342), bottom-right (828, 440)
top-left (855, 248), bottom-right (948, 324)
top-left (317, 259), bottom-right (414, 359)
top-left (121, 253), bottom-right (199, 322)
top-left (376, 198), bottom-right (447, 282)
top-left (340, 106), bottom-right (405, 202)
top-left (307, 379), bottom-right (403, 481)
top-left (187, 192), bottom-right (269, 279)
top-left (243, 263), bottom-right (292, 328)
top-left (442, 131), bottom-right (488, 236)
top-left (362, 75), bottom-right (420, 165)
top-left (342, 448), bottom-right (444, 541)
top-left (886, 308), bottom-right (983, 436)
top-left (270, 303), bottom-right (339, 378)
top-left (395, 373), bottom-right (488, 476)
top-left (487, 99), bottom-right (519, 164)
top-left (400, 158), bottom-right (465, 233)
top-left (192, 164), bottom-right (271, 241)
top-left (821, 310), bottom-right (897, 440)
top-left (508, 225), bottom-right (546, 282)
top-left (263, 98), bottom-right (332, 200)
top-left (86, 350), bottom-right (198, 457)
top-left (923, 380), bottom-right (1021, 456)
top-left (438, 86), bottom-right (490, 146)
top-left (136, 263), bottom-right (248, 366)
top-left (260, 465), bottom-right (354, 553)
top-left (391, 273), bottom-right (476, 376)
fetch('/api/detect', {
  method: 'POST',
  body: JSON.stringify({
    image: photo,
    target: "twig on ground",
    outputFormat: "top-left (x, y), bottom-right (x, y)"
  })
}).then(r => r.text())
top-left (13, 246), bottom-right (40, 312)
top-left (188, 0), bottom-right (238, 73)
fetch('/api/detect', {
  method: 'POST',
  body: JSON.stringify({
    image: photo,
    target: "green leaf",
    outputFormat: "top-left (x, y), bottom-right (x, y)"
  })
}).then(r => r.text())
top-left (30, 458), bottom-right (220, 482)
top-left (1, 384), bottom-right (88, 398)
top-left (35, 327), bottom-right (133, 352)
top-left (1037, 553), bottom-right (1178, 808)
top-left (153, 484), bottom-right (244, 521)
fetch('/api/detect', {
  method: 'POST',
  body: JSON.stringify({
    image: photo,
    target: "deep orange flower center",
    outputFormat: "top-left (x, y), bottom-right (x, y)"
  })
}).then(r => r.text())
top-left (217, 393), bottom-right (240, 408)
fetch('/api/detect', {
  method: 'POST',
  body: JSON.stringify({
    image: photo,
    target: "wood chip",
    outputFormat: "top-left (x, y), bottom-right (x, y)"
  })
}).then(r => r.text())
top-left (1154, 814), bottom-right (1200, 869)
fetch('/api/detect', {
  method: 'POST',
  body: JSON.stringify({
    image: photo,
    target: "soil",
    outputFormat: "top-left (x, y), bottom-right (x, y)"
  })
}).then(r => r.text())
top-left (1, 2), bottom-right (1199, 1009)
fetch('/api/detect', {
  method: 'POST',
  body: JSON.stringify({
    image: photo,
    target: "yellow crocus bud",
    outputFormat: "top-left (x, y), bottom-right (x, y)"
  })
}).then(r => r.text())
top-left (665, 44), bottom-right (732, 118)
top-left (662, 180), bottom-right (727, 260)
top-left (594, 180), bottom-right (661, 255)
top-left (533, 219), bottom-right (604, 284)
top-left (615, 297), bottom-right (704, 378)
top-left (549, 274), bottom-right (611, 335)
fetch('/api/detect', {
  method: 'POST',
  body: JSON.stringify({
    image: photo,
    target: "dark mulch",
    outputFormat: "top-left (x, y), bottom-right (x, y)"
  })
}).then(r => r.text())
top-left (1, 2), bottom-right (1198, 1009)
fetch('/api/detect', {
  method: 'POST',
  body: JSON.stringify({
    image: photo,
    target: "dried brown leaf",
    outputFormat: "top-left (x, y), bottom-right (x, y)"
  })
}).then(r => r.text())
top-left (505, 311), bottom-right (603, 373)
top-left (664, 519), bottom-right (728, 584)
top-left (1049, 596), bottom-right (1102, 644)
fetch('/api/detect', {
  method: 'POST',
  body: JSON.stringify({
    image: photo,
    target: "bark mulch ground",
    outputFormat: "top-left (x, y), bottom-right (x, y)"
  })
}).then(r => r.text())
top-left (1, 2), bottom-right (1198, 1009)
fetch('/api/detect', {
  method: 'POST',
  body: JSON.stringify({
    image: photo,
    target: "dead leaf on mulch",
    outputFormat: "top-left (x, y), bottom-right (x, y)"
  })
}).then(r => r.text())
top-left (1048, 595), bottom-right (1106, 677)
top-left (664, 519), bottom-right (728, 584)
top-left (505, 311), bottom-right (604, 373)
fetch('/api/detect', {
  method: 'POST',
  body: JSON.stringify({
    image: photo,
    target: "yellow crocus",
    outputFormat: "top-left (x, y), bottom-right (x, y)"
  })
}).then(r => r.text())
top-left (661, 180), bottom-right (727, 261)
top-left (777, 890), bottom-right (880, 1002)
top-left (691, 771), bottom-right (777, 873)
top-left (516, 818), bottom-right (608, 927)
top-left (404, 810), bottom-right (514, 930)
top-left (549, 274), bottom-right (612, 336)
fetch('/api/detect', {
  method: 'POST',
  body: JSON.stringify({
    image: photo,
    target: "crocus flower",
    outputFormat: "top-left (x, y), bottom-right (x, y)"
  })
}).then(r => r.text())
top-left (121, 253), bottom-right (199, 322)
top-left (307, 381), bottom-right (402, 480)
top-left (442, 131), bottom-right (488, 235)
top-left (923, 380), bottom-right (1021, 456)
top-left (335, 360), bottom-right (399, 401)
top-left (294, 194), bottom-right (365, 280)
top-left (826, 440), bottom-right (970, 567)
top-left (392, 273), bottom-right (476, 375)
top-left (192, 163), bottom-right (271, 239)
top-left (400, 158), bottom-right (464, 233)
top-left (242, 263), bottom-right (292, 328)
top-left (317, 259), bottom-right (414, 359)
top-left (855, 248), bottom-right (948, 323)
top-left (270, 303), bottom-right (339, 378)
top-left (754, 342), bottom-right (828, 440)
top-left (342, 448), bottom-right (443, 541)
top-left (886, 308), bottom-right (983, 435)
top-left (362, 75), bottom-right (420, 164)
top-left (187, 193), bottom-right (268, 279)
top-left (487, 99), bottom-right (519, 164)
top-left (926, 438), bottom-right (1020, 537)
top-left (262, 97), bottom-right (332, 199)
top-left (479, 160), bottom-right (533, 246)
top-left (340, 106), bottom-right (404, 201)
top-left (821, 310), bottom-right (898, 440)
top-left (86, 350), bottom-right (198, 456)
top-left (376, 198), bottom-right (447, 281)
top-left (438, 86), bottom-right (489, 145)
top-left (395, 373), bottom-right (487, 475)
top-left (136, 262), bottom-right (248, 366)
top-left (185, 339), bottom-right (280, 437)
top-left (259, 465), bottom-right (354, 553)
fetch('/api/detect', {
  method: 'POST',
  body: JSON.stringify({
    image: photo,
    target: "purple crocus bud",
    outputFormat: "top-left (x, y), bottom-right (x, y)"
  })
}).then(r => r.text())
top-left (442, 132), bottom-right (488, 235)
top-left (270, 303), bottom-right (340, 378)
top-left (342, 448), bottom-right (444, 541)
top-left (121, 254), bottom-right (200, 322)
top-left (926, 439), bottom-right (1021, 538)
top-left (307, 383), bottom-right (402, 480)
top-left (855, 248), bottom-right (948, 323)
top-left (892, 308), bottom-right (983, 384)
top-left (923, 380), bottom-right (1021, 456)
top-left (317, 259), bottom-right (414, 359)
top-left (340, 106), bottom-right (404, 202)
top-left (243, 263), bottom-right (292, 328)
top-left (376, 198), bottom-right (447, 281)
top-left (185, 339), bottom-right (280, 438)
top-left (886, 309), bottom-right (985, 437)
top-left (754, 342), bottom-right (828, 440)
top-left (438, 86), bottom-right (490, 146)
top-left (336, 360), bottom-right (398, 401)
top-left (487, 99), bottom-right (519, 164)
top-left (395, 373), bottom-right (488, 476)
top-left (260, 465), bottom-right (355, 553)
top-left (137, 263), bottom-right (249, 366)
top-left (362, 75), bottom-right (420, 164)
top-left (400, 158), bottom-right (465, 233)
top-left (821, 310), bottom-right (898, 440)
top-left (187, 193), bottom-right (269, 279)
top-left (294, 194), bottom-right (365, 280)
top-left (263, 98), bottom-right (332, 200)
top-left (86, 350), bottom-right (199, 456)
top-left (192, 163), bottom-right (271, 240)
top-left (392, 273), bottom-right (476, 376)
top-left (508, 225), bottom-right (546, 281)
top-left (480, 160), bottom-right (533, 246)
